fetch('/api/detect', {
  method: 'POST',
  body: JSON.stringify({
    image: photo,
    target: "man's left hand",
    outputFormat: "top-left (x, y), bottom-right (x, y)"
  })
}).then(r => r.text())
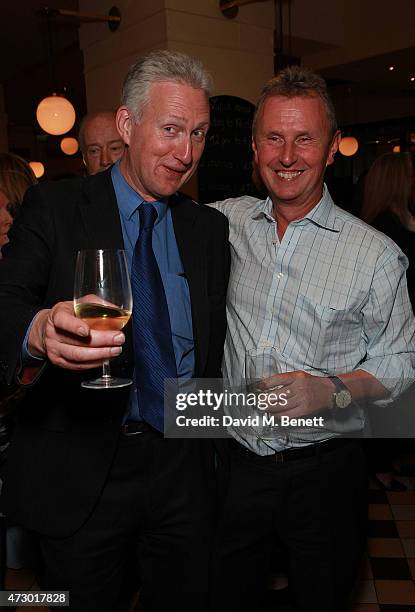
top-left (258, 370), bottom-right (334, 417)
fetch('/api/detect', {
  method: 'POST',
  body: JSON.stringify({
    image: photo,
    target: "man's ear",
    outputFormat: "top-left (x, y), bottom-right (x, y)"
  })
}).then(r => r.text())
top-left (252, 137), bottom-right (259, 165)
top-left (116, 107), bottom-right (133, 146)
top-left (326, 130), bottom-right (341, 166)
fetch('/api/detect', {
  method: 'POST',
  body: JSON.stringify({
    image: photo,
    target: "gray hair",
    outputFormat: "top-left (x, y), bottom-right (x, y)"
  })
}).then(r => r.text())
top-left (253, 65), bottom-right (337, 136)
top-left (121, 50), bottom-right (214, 122)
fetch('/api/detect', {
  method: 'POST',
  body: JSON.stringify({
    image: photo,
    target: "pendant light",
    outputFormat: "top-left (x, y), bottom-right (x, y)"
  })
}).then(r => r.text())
top-left (339, 136), bottom-right (359, 157)
top-left (36, 8), bottom-right (76, 136)
top-left (60, 137), bottom-right (79, 155)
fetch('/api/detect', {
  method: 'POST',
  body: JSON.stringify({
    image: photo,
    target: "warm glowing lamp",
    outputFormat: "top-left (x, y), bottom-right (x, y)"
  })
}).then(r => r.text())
top-left (29, 161), bottom-right (45, 178)
top-left (36, 94), bottom-right (76, 136)
top-left (393, 145), bottom-right (401, 153)
top-left (60, 137), bottom-right (79, 155)
top-left (339, 136), bottom-right (359, 157)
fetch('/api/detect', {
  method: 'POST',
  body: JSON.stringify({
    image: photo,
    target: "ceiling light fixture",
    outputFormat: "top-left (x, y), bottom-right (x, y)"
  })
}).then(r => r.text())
top-left (219, 0), bottom-right (269, 19)
top-left (29, 161), bottom-right (45, 178)
top-left (35, 6), bottom-right (121, 135)
top-left (35, 7), bottom-right (76, 135)
top-left (339, 136), bottom-right (359, 157)
top-left (60, 137), bottom-right (79, 155)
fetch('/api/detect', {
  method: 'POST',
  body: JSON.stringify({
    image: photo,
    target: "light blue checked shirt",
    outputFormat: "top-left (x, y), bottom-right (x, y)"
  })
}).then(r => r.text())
top-left (210, 186), bottom-right (415, 454)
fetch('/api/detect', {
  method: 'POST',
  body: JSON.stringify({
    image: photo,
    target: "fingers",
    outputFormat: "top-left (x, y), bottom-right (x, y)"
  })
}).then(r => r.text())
top-left (258, 373), bottom-right (286, 390)
top-left (259, 370), bottom-right (309, 390)
top-left (47, 341), bottom-right (124, 369)
top-left (40, 301), bottom-right (126, 370)
top-left (47, 301), bottom-right (90, 338)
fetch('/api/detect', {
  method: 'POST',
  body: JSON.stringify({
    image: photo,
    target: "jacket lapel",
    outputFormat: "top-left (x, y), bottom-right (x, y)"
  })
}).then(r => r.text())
top-left (170, 194), bottom-right (209, 377)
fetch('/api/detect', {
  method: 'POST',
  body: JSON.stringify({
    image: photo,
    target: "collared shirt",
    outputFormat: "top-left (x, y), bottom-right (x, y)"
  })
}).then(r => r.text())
top-left (111, 162), bottom-right (194, 419)
top-left (209, 186), bottom-right (415, 454)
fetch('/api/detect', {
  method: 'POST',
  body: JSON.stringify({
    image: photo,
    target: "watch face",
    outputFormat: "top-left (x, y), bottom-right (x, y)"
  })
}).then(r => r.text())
top-left (336, 389), bottom-right (352, 409)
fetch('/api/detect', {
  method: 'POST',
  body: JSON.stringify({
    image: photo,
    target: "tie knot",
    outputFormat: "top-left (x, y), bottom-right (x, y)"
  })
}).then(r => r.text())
top-left (139, 203), bottom-right (157, 231)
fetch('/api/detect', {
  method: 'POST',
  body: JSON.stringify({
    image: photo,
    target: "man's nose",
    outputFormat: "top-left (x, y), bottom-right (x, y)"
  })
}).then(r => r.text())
top-left (280, 141), bottom-right (297, 166)
top-left (100, 147), bottom-right (111, 169)
top-left (174, 138), bottom-right (192, 166)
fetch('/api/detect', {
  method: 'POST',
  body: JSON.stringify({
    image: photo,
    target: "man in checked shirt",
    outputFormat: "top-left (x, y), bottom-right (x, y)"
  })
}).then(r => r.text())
top-left (209, 66), bottom-right (415, 611)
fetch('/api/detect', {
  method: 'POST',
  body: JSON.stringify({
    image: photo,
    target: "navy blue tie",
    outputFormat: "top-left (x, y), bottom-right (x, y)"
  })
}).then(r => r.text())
top-left (131, 203), bottom-right (177, 432)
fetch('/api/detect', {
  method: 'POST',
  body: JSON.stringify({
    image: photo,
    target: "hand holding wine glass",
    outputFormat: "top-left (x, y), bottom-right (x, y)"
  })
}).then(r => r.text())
top-left (73, 249), bottom-right (133, 389)
top-left (27, 298), bottom-right (126, 370)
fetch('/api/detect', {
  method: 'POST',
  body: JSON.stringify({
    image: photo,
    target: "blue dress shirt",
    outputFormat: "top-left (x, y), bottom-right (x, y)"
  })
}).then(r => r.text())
top-left (111, 162), bottom-right (194, 420)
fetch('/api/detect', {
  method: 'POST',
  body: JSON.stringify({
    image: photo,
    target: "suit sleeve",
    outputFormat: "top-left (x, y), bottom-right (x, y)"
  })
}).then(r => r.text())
top-left (205, 211), bottom-right (230, 378)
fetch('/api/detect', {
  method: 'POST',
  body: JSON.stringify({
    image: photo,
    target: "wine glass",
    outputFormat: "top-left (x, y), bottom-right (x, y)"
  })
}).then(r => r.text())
top-left (245, 346), bottom-right (281, 386)
top-left (73, 249), bottom-right (133, 389)
top-left (245, 346), bottom-right (283, 441)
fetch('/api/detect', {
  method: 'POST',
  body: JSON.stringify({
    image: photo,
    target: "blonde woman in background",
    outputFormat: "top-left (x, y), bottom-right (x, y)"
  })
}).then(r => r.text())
top-left (0, 153), bottom-right (37, 255)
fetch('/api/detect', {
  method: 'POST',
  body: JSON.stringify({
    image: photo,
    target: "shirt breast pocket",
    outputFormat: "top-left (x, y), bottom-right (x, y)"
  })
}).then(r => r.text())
top-left (291, 292), bottom-right (361, 371)
top-left (164, 272), bottom-right (193, 340)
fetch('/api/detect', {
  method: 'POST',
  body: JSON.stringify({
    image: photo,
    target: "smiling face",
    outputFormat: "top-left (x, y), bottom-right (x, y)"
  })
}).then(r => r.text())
top-left (116, 82), bottom-right (210, 201)
top-left (0, 190), bottom-right (13, 249)
top-left (253, 94), bottom-right (340, 217)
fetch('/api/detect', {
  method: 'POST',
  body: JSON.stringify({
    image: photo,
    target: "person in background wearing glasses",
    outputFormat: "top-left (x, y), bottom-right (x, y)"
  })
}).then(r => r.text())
top-left (0, 51), bottom-right (229, 612)
top-left (208, 66), bottom-right (415, 612)
top-left (78, 110), bottom-right (126, 175)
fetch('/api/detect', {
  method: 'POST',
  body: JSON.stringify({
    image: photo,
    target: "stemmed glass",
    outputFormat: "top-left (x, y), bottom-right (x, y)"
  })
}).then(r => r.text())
top-left (73, 249), bottom-right (133, 389)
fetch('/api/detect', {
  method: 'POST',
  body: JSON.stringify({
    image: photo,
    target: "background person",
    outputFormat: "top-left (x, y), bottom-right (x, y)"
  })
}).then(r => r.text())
top-left (0, 153), bottom-right (38, 575)
top-left (361, 151), bottom-right (415, 309)
top-left (0, 153), bottom-right (36, 255)
top-left (78, 110), bottom-right (126, 175)
top-left (361, 152), bottom-right (415, 490)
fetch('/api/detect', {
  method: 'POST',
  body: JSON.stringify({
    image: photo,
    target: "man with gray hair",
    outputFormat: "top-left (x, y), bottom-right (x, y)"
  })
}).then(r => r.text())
top-left (0, 50), bottom-right (229, 611)
top-left (78, 111), bottom-right (125, 175)
top-left (209, 65), bottom-right (415, 611)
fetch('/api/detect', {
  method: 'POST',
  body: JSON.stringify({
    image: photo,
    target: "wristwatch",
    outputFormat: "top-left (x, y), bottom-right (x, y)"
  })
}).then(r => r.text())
top-left (329, 376), bottom-right (352, 409)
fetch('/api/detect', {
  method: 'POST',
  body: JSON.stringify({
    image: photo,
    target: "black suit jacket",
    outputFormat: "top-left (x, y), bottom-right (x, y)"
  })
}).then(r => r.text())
top-left (0, 169), bottom-right (229, 537)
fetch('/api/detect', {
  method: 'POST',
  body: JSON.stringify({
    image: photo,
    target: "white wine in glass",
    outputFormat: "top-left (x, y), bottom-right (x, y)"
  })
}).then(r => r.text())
top-left (73, 249), bottom-right (133, 389)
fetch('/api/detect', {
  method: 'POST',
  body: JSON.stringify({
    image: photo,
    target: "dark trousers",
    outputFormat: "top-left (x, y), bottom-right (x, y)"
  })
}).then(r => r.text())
top-left (38, 431), bottom-right (214, 612)
top-left (211, 440), bottom-right (368, 612)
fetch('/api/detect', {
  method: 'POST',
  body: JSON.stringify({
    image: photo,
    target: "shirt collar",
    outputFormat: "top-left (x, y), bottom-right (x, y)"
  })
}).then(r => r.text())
top-left (111, 161), bottom-right (169, 222)
top-left (252, 184), bottom-right (340, 232)
top-left (303, 184), bottom-right (340, 231)
top-left (252, 197), bottom-right (274, 223)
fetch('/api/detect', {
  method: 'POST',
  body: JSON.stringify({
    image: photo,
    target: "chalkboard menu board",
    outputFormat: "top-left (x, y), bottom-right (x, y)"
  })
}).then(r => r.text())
top-left (198, 95), bottom-right (260, 204)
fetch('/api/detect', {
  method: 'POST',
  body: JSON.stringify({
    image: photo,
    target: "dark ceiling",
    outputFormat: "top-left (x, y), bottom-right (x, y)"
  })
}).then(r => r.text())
top-left (1, 1), bottom-right (80, 83)
top-left (3, 2), bottom-right (86, 136)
